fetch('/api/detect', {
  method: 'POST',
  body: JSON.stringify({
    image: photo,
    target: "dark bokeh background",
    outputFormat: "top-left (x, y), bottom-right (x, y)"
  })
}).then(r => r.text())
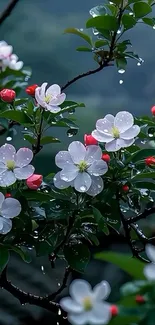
top-left (0, 0), bottom-right (155, 324)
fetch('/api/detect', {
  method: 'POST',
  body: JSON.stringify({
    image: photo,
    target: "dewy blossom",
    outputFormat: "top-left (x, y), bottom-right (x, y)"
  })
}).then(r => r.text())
top-left (0, 144), bottom-right (34, 187)
top-left (53, 141), bottom-right (108, 196)
top-left (0, 41), bottom-right (23, 71)
top-left (35, 83), bottom-right (66, 113)
top-left (144, 244), bottom-right (155, 280)
top-left (60, 279), bottom-right (111, 325)
top-left (0, 192), bottom-right (21, 234)
top-left (92, 111), bottom-right (140, 152)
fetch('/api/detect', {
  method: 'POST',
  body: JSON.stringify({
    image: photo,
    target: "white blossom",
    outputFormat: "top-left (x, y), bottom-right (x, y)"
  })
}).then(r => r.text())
top-left (92, 111), bottom-right (140, 152)
top-left (54, 141), bottom-right (108, 196)
top-left (0, 144), bottom-right (35, 187)
top-left (35, 83), bottom-right (66, 113)
top-left (144, 244), bottom-right (155, 280)
top-left (60, 279), bottom-right (111, 325)
top-left (0, 41), bottom-right (23, 71)
top-left (0, 192), bottom-right (21, 234)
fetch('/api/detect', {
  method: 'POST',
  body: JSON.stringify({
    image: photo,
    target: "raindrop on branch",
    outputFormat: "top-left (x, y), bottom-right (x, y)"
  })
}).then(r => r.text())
top-left (58, 309), bottom-right (61, 316)
top-left (41, 265), bottom-right (45, 274)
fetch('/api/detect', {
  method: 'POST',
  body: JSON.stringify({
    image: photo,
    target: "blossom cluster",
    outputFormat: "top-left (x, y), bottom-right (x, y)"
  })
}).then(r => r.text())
top-left (0, 41), bottom-right (23, 71)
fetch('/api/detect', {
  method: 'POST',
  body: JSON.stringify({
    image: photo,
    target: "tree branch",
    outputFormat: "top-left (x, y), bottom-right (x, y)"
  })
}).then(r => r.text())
top-left (0, 0), bottom-right (20, 26)
top-left (47, 266), bottom-right (71, 300)
top-left (127, 207), bottom-right (155, 225)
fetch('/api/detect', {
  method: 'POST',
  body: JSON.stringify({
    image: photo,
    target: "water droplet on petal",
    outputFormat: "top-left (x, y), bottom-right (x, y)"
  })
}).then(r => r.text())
top-left (80, 185), bottom-right (87, 192)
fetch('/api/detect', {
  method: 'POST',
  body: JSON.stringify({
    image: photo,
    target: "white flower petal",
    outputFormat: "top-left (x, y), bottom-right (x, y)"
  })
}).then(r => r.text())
top-left (0, 170), bottom-right (16, 187)
top-left (46, 84), bottom-right (61, 96)
top-left (85, 145), bottom-right (102, 163)
top-left (35, 87), bottom-right (46, 107)
top-left (50, 93), bottom-right (66, 106)
top-left (1, 198), bottom-right (21, 219)
top-left (60, 164), bottom-right (79, 182)
top-left (53, 172), bottom-right (72, 189)
top-left (96, 117), bottom-right (114, 135)
top-left (13, 61), bottom-right (23, 70)
top-left (68, 313), bottom-right (88, 325)
top-left (0, 144), bottom-right (16, 163)
top-left (120, 125), bottom-right (140, 139)
top-left (105, 114), bottom-right (115, 123)
top-left (60, 297), bottom-right (83, 313)
top-left (40, 82), bottom-right (48, 97)
top-left (145, 244), bottom-right (155, 263)
top-left (68, 141), bottom-right (86, 164)
top-left (55, 151), bottom-right (73, 168)
top-left (0, 217), bottom-right (12, 234)
top-left (14, 165), bottom-right (34, 180)
top-left (114, 111), bottom-right (134, 132)
top-left (0, 162), bottom-right (7, 174)
top-left (87, 160), bottom-right (108, 176)
top-left (15, 148), bottom-right (33, 167)
top-left (86, 176), bottom-right (103, 196)
top-left (45, 104), bottom-right (61, 113)
top-left (0, 217), bottom-right (3, 230)
top-left (105, 138), bottom-right (134, 152)
top-left (0, 192), bottom-right (5, 209)
top-left (69, 280), bottom-right (92, 303)
top-left (144, 264), bottom-right (155, 281)
top-left (93, 281), bottom-right (111, 301)
top-left (119, 138), bottom-right (135, 148)
top-left (92, 130), bottom-right (113, 143)
top-left (90, 302), bottom-right (111, 324)
top-left (74, 172), bottom-right (91, 192)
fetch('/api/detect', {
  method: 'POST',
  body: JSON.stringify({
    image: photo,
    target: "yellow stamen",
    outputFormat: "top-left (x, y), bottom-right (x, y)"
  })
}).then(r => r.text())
top-left (111, 126), bottom-right (120, 138)
top-left (6, 160), bottom-right (15, 170)
top-left (83, 297), bottom-right (93, 311)
top-left (78, 160), bottom-right (88, 172)
top-left (44, 95), bottom-right (52, 104)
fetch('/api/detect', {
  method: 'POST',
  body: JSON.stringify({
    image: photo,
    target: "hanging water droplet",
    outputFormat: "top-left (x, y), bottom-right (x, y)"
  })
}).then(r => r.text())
top-left (24, 127), bottom-right (28, 130)
top-left (119, 80), bottom-right (123, 84)
top-left (80, 185), bottom-right (87, 192)
top-left (137, 58), bottom-right (144, 66)
top-left (58, 282), bottom-right (61, 287)
top-left (57, 322), bottom-right (59, 325)
top-left (6, 136), bottom-right (12, 141)
top-left (153, 25), bottom-right (155, 29)
top-left (69, 108), bottom-right (75, 115)
top-left (41, 265), bottom-right (45, 274)
top-left (129, 12), bottom-right (133, 15)
top-left (67, 128), bottom-right (78, 137)
top-left (93, 28), bottom-right (99, 35)
top-left (118, 69), bottom-right (125, 74)
top-left (58, 309), bottom-right (61, 315)
top-left (117, 29), bottom-right (121, 34)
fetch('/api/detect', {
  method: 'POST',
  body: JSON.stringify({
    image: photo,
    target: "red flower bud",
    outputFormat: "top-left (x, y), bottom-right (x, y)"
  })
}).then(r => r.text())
top-left (122, 185), bottom-right (129, 192)
top-left (145, 156), bottom-right (155, 166)
top-left (102, 153), bottom-right (110, 163)
top-left (151, 105), bottom-right (155, 116)
top-left (0, 89), bottom-right (16, 102)
top-left (26, 174), bottom-right (43, 190)
top-left (84, 134), bottom-right (98, 146)
top-left (25, 84), bottom-right (38, 97)
top-left (135, 295), bottom-right (145, 304)
top-left (5, 193), bottom-right (11, 198)
top-left (110, 305), bottom-right (119, 316)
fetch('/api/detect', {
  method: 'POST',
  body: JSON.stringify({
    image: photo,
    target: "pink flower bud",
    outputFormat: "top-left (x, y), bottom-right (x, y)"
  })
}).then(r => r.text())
top-left (26, 174), bottom-right (43, 190)
top-left (84, 134), bottom-right (98, 146)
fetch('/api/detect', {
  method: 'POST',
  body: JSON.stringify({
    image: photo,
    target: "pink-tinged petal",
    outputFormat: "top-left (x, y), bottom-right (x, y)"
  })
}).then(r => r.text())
top-left (86, 176), bottom-right (103, 196)
top-left (0, 192), bottom-right (5, 209)
top-left (69, 280), bottom-right (92, 303)
top-left (55, 151), bottom-right (73, 168)
top-left (60, 297), bottom-right (83, 313)
top-left (46, 84), bottom-right (61, 96)
top-left (120, 125), bottom-right (140, 139)
top-left (0, 170), bottom-right (16, 187)
top-left (35, 87), bottom-right (46, 107)
top-left (74, 172), bottom-right (91, 192)
top-left (144, 264), bottom-right (155, 281)
top-left (46, 104), bottom-right (61, 113)
top-left (60, 164), bottom-right (79, 182)
top-left (96, 118), bottom-right (114, 135)
top-left (114, 111), bottom-right (134, 133)
top-left (85, 145), bottom-right (102, 163)
top-left (87, 160), bottom-right (108, 176)
top-left (68, 141), bottom-right (86, 164)
top-left (68, 313), bottom-right (88, 325)
top-left (0, 217), bottom-right (12, 235)
top-left (0, 144), bottom-right (16, 163)
top-left (15, 147), bottom-right (33, 167)
top-left (50, 93), bottom-right (66, 106)
top-left (90, 302), bottom-right (111, 324)
top-left (53, 172), bottom-right (72, 189)
top-left (13, 61), bottom-right (23, 70)
top-left (145, 244), bottom-right (155, 263)
top-left (1, 198), bottom-right (21, 219)
top-left (93, 281), bottom-right (111, 301)
top-left (14, 165), bottom-right (34, 180)
top-left (92, 130), bottom-right (113, 143)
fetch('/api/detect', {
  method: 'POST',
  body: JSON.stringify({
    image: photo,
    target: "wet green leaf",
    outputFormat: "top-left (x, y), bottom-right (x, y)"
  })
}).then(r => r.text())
top-left (133, 2), bottom-right (152, 18)
top-left (64, 243), bottom-right (90, 272)
top-left (64, 28), bottom-right (93, 45)
top-left (86, 16), bottom-right (119, 31)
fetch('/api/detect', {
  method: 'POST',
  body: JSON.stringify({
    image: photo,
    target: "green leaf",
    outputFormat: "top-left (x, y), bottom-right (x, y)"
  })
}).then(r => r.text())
top-left (133, 2), bottom-right (152, 18)
top-left (95, 40), bottom-right (109, 48)
top-left (0, 245), bottom-right (10, 273)
top-left (121, 280), bottom-right (148, 296)
top-left (10, 246), bottom-right (32, 263)
top-left (76, 47), bottom-right (92, 52)
top-left (134, 181), bottom-right (155, 190)
top-left (86, 16), bottom-right (119, 31)
top-left (64, 243), bottom-right (90, 272)
top-left (92, 207), bottom-right (109, 235)
top-left (24, 134), bottom-right (36, 144)
top-left (132, 172), bottom-right (155, 180)
top-left (23, 191), bottom-right (52, 202)
top-left (64, 28), bottom-right (93, 46)
top-left (0, 118), bottom-right (9, 130)
top-left (122, 14), bottom-right (136, 30)
top-left (116, 57), bottom-right (127, 69)
top-left (142, 17), bottom-right (155, 26)
top-left (36, 240), bottom-right (54, 256)
top-left (40, 136), bottom-right (60, 145)
top-left (0, 110), bottom-right (33, 126)
top-left (95, 251), bottom-right (145, 279)
top-left (125, 148), bottom-right (155, 164)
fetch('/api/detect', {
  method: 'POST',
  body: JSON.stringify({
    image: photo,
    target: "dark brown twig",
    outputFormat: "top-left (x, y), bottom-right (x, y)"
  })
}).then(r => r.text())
top-left (0, 0), bottom-right (20, 26)
top-left (127, 207), bottom-right (155, 225)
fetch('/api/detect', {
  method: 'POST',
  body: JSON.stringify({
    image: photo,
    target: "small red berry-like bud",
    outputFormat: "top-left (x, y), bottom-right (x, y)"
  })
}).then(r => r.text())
top-left (0, 89), bottom-right (16, 102)
top-left (26, 174), bottom-right (43, 190)
top-left (145, 156), bottom-right (155, 166)
top-left (25, 84), bottom-right (38, 97)
top-left (102, 153), bottom-right (110, 163)
top-left (122, 185), bottom-right (129, 192)
top-left (135, 295), bottom-right (145, 304)
top-left (110, 305), bottom-right (119, 317)
top-left (5, 193), bottom-right (11, 198)
top-left (84, 134), bottom-right (98, 146)
top-left (151, 106), bottom-right (155, 116)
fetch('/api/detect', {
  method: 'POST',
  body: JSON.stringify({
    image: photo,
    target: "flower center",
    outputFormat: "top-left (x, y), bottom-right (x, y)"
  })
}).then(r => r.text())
top-left (111, 126), bottom-right (120, 138)
top-left (6, 160), bottom-right (15, 170)
top-left (78, 160), bottom-right (88, 172)
top-left (83, 297), bottom-right (93, 311)
top-left (44, 94), bottom-right (52, 104)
